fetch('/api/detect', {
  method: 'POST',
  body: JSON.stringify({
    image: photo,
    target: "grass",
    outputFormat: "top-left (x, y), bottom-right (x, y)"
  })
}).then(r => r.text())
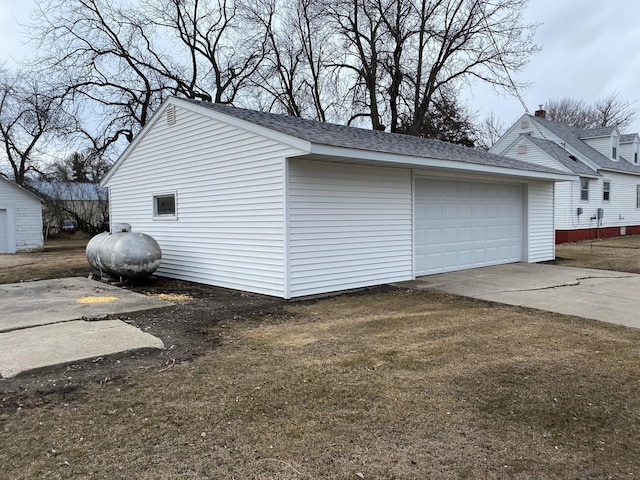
top-left (2, 235), bottom-right (640, 477)
top-left (554, 235), bottom-right (640, 273)
top-left (2, 290), bottom-right (640, 478)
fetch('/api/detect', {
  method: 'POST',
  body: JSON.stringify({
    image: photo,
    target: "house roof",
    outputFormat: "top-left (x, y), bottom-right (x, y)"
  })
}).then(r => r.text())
top-left (620, 133), bottom-right (639, 143)
top-left (181, 99), bottom-right (569, 177)
top-left (529, 115), bottom-right (640, 176)
top-left (578, 126), bottom-right (617, 139)
top-left (523, 136), bottom-right (600, 177)
top-left (103, 98), bottom-right (574, 185)
top-left (28, 181), bottom-right (107, 201)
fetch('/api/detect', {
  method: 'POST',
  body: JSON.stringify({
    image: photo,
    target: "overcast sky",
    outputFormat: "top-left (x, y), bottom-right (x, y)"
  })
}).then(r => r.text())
top-left (2, 0), bottom-right (640, 133)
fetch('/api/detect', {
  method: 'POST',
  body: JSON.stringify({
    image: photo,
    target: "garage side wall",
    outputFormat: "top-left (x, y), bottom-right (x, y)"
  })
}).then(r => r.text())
top-left (0, 182), bottom-right (43, 253)
top-left (107, 106), bottom-right (305, 297)
top-left (287, 159), bottom-right (413, 297)
top-left (526, 181), bottom-right (555, 262)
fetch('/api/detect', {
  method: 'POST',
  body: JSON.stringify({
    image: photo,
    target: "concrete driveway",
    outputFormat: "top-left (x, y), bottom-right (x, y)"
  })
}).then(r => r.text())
top-left (398, 263), bottom-right (640, 329)
top-left (0, 277), bottom-right (170, 378)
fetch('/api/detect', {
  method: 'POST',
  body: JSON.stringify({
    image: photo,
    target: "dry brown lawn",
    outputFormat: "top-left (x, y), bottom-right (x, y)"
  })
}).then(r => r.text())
top-left (0, 234), bottom-right (90, 284)
top-left (554, 234), bottom-right (640, 273)
top-left (1, 237), bottom-right (640, 478)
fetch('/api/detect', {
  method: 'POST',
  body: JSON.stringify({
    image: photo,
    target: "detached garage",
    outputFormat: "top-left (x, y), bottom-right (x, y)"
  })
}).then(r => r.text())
top-left (0, 177), bottom-right (44, 253)
top-left (102, 98), bottom-right (572, 299)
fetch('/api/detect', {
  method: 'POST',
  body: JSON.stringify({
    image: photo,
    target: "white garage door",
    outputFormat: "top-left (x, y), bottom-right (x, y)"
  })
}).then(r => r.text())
top-left (415, 178), bottom-right (523, 276)
top-left (0, 209), bottom-right (8, 253)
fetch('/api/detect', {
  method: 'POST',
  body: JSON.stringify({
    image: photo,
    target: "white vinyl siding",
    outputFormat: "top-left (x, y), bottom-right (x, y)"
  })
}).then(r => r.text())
top-left (414, 178), bottom-right (523, 275)
top-left (582, 137), bottom-right (613, 159)
top-left (504, 141), bottom-right (572, 173)
top-left (489, 114), bottom-right (533, 154)
top-left (107, 105), bottom-right (304, 297)
top-left (526, 182), bottom-right (555, 262)
top-left (554, 175), bottom-right (640, 232)
top-left (0, 180), bottom-right (43, 253)
top-left (0, 209), bottom-right (8, 252)
top-left (287, 159), bottom-right (413, 298)
top-left (554, 182), bottom-right (571, 229)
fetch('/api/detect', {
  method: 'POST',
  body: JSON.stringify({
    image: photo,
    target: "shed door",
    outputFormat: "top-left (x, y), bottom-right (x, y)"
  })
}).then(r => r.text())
top-left (0, 209), bottom-right (8, 253)
top-left (415, 178), bottom-right (523, 276)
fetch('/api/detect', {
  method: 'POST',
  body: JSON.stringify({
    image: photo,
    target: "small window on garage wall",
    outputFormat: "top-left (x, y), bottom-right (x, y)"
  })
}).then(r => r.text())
top-left (580, 178), bottom-right (589, 201)
top-left (153, 193), bottom-right (177, 218)
top-left (603, 181), bottom-right (610, 202)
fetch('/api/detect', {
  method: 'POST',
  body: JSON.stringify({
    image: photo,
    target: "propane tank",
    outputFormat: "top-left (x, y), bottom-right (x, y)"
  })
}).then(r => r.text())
top-left (86, 228), bottom-right (162, 279)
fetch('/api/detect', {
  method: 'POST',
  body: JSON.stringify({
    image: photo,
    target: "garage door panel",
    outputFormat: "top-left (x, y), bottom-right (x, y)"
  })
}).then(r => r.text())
top-left (415, 178), bottom-right (523, 275)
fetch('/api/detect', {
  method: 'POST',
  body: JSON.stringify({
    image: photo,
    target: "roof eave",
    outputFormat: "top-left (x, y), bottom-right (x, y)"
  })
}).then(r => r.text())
top-left (309, 144), bottom-right (575, 182)
top-left (597, 167), bottom-right (640, 176)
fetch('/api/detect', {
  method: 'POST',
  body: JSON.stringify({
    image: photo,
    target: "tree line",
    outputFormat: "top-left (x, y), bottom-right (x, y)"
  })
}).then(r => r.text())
top-left (0, 0), bottom-right (637, 187)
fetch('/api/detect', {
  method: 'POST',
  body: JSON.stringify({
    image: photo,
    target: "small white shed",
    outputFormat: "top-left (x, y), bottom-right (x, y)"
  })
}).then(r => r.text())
top-left (102, 98), bottom-right (573, 299)
top-left (0, 177), bottom-right (44, 253)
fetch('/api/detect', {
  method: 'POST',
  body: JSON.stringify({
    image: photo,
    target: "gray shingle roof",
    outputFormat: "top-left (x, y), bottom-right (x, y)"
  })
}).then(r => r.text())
top-left (524, 136), bottom-right (600, 177)
top-left (620, 133), bottom-right (638, 143)
top-left (183, 99), bottom-right (568, 176)
top-left (578, 126), bottom-right (616, 139)
top-left (529, 115), bottom-right (640, 175)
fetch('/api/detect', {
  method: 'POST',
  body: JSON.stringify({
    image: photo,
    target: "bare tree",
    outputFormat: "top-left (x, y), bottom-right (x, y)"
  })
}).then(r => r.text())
top-left (250, 0), bottom-right (342, 121)
top-left (475, 111), bottom-right (508, 150)
top-left (545, 92), bottom-right (638, 130)
top-left (30, 180), bottom-right (109, 236)
top-left (326, 0), bottom-right (538, 140)
top-left (0, 69), bottom-right (76, 185)
top-left (594, 91), bottom-right (637, 131)
top-left (46, 151), bottom-right (112, 184)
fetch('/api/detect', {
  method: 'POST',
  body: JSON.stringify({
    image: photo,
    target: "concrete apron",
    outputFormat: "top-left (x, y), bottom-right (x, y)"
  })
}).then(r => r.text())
top-left (0, 277), bottom-right (170, 378)
top-left (397, 263), bottom-right (640, 329)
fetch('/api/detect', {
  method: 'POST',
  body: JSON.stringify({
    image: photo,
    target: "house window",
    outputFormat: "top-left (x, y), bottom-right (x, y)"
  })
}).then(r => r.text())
top-left (612, 146), bottom-right (617, 159)
top-left (635, 152), bottom-right (638, 164)
top-left (637, 186), bottom-right (640, 209)
top-left (580, 178), bottom-right (589, 201)
top-left (154, 194), bottom-right (176, 217)
top-left (603, 181), bottom-right (610, 201)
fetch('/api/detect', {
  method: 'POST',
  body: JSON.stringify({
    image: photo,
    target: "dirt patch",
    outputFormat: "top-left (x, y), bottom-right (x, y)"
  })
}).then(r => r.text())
top-left (1, 238), bottom-right (640, 478)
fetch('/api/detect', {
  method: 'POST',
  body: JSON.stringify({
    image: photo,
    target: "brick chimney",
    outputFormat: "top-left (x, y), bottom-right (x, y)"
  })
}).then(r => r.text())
top-left (534, 104), bottom-right (546, 118)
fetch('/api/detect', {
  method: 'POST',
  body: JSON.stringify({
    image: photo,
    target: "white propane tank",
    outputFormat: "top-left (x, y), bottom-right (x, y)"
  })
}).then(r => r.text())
top-left (86, 228), bottom-right (162, 279)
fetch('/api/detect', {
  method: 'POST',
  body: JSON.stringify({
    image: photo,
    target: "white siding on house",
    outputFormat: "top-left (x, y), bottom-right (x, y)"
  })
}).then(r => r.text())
top-left (107, 105), bottom-right (305, 297)
top-left (0, 209), bottom-right (8, 252)
top-left (526, 182), bottom-right (555, 262)
top-left (552, 174), bottom-right (640, 232)
top-left (287, 159), bottom-right (413, 298)
top-left (490, 115), bottom-right (532, 154)
top-left (0, 180), bottom-right (43, 253)
top-left (583, 137), bottom-right (616, 160)
top-left (503, 141), bottom-right (572, 173)
top-left (620, 139), bottom-right (639, 165)
top-left (554, 182), bottom-right (571, 230)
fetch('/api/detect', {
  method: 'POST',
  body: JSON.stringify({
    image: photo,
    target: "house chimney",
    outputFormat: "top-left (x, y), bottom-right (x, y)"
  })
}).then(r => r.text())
top-left (534, 104), bottom-right (546, 118)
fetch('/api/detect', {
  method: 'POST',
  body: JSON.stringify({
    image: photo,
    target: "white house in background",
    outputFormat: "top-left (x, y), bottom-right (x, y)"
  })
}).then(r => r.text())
top-left (491, 109), bottom-right (640, 243)
top-left (102, 97), bottom-right (572, 299)
top-left (0, 176), bottom-right (44, 253)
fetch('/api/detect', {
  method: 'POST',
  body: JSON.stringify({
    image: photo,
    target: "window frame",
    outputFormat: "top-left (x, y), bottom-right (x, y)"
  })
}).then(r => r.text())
top-left (612, 146), bottom-right (617, 160)
top-left (580, 178), bottom-right (589, 202)
top-left (602, 180), bottom-right (610, 202)
top-left (637, 185), bottom-right (640, 209)
top-left (153, 192), bottom-right (178, 220)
